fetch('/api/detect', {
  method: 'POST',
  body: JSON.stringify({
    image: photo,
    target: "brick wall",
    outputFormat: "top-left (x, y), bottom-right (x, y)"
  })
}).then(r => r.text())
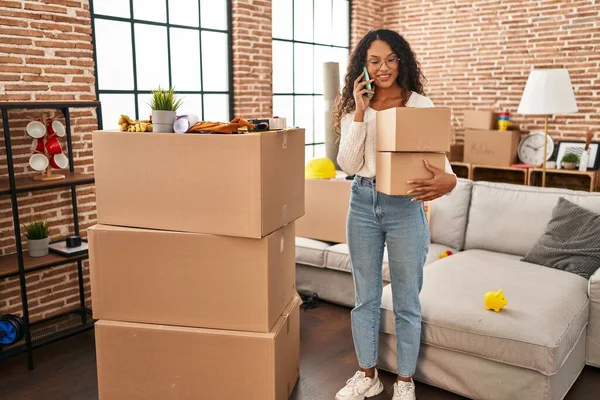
top-left (231, 0), bottom-right (272, 117)
top-left (384, 0), bottom-right (600, 143)
top-left (0, 0), bottom-right (281, 324)
top-left (0, 0), bottom-right (379, 322)
top-left (0, 0), bottom-right (97, 322)
top-left (350, 0), bottom-right (383, 50)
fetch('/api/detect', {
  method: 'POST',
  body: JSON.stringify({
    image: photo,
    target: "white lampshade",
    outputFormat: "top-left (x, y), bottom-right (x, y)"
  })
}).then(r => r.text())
top-left (517, 68), bottom-right (578, 115)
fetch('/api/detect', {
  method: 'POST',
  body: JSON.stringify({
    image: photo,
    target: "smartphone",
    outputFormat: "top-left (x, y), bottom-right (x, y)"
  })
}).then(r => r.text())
top-left (362, 66), bottom-right (373, 98)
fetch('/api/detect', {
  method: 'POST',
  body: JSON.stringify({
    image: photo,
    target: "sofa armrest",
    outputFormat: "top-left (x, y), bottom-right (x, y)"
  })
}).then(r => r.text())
top-left (587, 268), bottom-right (600, 366)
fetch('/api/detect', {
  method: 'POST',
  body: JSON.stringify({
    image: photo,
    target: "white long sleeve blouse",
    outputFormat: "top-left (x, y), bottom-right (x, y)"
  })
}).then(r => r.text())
top-left (337, 91), bottom-right (455, 179)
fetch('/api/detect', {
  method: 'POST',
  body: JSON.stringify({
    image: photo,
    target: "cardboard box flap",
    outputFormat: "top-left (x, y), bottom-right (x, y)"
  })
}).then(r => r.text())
top-left (376, 152), bottom-right (446, 195)
top-left (463, 110), bottom-right (498, 130)
top-left (95, 295), bottom-right (301, 400)
top-left (273, 295), bottom-right (301, 399)
top-left (96, 319), bottom-right (274, 338)
top-left (89, 223), bottom-right (297, 333)
top-left (95, 321), bottom-right (275, 399)
top-left (267, 225), bottom-right (297, 329)
top-left (376, 107), bottom-right (451, 152)
top-left (295, 178), bottom-right (351, 243)
top-left (94, 294), bottom-right (300, 338)
top-left (270, 294), bottom-right (301, 335)
top-left (93, 131), bottom-right (263, 237)
top-left (260, 129), bottom-right (306, 236)
top-left (463, 130), bottom-right (521, 167)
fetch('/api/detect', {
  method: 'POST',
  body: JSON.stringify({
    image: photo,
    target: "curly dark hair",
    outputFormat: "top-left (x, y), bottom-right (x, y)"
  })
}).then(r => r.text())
top-left (332, 29), bottom-right (427, 136)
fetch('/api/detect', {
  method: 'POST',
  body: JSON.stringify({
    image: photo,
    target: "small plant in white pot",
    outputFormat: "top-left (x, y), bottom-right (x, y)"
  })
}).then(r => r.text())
top-left (23, 220), bottom-right (50, 258)
top-left (561, 152), bottom-right (579, 170)
top-left (150, 86), bottom-right (183, 133)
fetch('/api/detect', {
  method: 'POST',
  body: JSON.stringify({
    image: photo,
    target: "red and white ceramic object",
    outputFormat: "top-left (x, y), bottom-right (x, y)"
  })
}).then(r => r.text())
top-left (30, 138), bottom-right (45, 154)
top-left (29, 153), bottom-right (49, 171)
top-left (26, 121), bottom-right (46, 138)
top-left (47, 120), bottom-right (65, 137)
top-left (49, 153), bottom-right (69, 169)
top-left (44, 135), bottom-right (63, 155)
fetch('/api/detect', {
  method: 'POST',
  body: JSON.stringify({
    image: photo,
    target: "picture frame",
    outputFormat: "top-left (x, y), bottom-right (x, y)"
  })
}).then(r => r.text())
top-left (555, 141), bottom-right (600, 170)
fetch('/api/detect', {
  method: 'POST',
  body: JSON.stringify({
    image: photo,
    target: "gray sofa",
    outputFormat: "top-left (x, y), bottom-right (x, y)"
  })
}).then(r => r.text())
top-left (295, 179), bottom-right (600, 400)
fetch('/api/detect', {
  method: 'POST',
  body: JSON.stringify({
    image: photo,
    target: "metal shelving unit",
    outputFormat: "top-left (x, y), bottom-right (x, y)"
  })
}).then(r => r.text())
top-left (0, 101), bottom-right (102, 370)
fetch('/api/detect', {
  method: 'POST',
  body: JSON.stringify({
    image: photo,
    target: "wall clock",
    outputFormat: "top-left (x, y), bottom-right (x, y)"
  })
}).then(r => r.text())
top-left (517, 132), bottom-right (554, 166)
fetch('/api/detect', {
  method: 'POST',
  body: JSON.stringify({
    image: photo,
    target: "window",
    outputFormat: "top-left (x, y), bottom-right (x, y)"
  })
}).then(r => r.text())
top-left (272, 0), bottom-right (350, 162)
top-left (91, 0), bottom-right (232, 129)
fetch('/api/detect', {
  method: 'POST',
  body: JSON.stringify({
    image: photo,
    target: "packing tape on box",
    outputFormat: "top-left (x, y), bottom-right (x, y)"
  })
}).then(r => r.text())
top-left (269, 117), bottom-right (286, 130)
top-left (417, 139), bottom-right (433, 151)
top-left (279, 130), bottom-right (288, 149)
top-left (282, 204), bottom-right (288, 224)
top-left (280, 230), bottom-right (285, 253)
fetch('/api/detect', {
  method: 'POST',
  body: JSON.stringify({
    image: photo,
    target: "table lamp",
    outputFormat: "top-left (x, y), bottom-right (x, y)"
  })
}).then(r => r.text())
top-left (517, 68), bottom-right (578, 187)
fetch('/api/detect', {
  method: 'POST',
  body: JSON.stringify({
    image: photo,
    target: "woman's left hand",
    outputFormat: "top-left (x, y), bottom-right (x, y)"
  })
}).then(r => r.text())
top-left (406, 160), bottom-right (457, 202)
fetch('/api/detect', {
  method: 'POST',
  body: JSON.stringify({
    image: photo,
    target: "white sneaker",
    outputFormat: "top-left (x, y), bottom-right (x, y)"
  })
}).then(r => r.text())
top-left (392, 379), bottom-right (416, 400)
top-left (335, 369), bottom-right (384, 400)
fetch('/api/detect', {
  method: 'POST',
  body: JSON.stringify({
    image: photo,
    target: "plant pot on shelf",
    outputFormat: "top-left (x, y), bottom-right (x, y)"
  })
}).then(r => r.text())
top-left (28, 237), bottom-right (49, 258)
top-left (152, 110), bottom-right (176, 133)
top-left (562, 162), bottom-right (577, 170)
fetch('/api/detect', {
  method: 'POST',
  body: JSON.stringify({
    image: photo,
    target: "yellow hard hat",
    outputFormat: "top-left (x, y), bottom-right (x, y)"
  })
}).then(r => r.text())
top-left (305, 157), bottom-right (336, 179)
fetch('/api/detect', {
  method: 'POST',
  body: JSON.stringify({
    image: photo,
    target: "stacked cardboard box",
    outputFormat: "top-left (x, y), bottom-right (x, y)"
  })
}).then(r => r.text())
top-left (295, 178), bottom-right (351, 243)
top-left (448, 143), bottom-right (464, 162)
top-left (375, 107), bottom-right (452, 195)
top-left (463, 110), bottom-right (521, 167)
top-left (89, 129), bottom-right (305, 400)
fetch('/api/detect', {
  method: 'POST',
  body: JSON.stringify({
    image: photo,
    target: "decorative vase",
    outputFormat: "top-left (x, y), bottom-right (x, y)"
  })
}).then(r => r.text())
top-left (28, 237), bottom-right (49, 257)
top-left (562, 162), bottom-right (576, 170)
top-left (151, 110), bottom-right (176, 133)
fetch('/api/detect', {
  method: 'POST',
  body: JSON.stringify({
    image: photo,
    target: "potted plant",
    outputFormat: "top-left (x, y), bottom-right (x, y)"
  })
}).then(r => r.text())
top-left (561, 152), bottom-right (579, 170)
top-left (150, 86), bottom-right (183, 133)
top-left (23, 220), bottom-right (50, 257)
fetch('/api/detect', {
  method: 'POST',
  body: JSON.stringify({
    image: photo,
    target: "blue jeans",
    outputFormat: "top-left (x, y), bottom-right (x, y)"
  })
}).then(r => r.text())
top-left (347, 176), bottom-right (430, 378)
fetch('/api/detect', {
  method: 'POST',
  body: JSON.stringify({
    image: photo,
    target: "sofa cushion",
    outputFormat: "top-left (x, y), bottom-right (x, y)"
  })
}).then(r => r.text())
top-left (523, 197), bottom-right (600, 279)
top-left (465, 182), bottom-right (600, 256)
top-left (323, 243), bottom-right (458, 283)
top-left (295, 237), bottom-right (329, 268)
top-left (324, 243), bottom-right (352, 272)
top-left (426, 243), bottom-right (457, 265)
top-left (588, 269), bottom-right (600, 367)
top-left (324, 243), bottom-right (354, 273)
top-left (324, 243), bottom-right (390, 283)
top-left (429, 178), bottom-right (472, 251)
top-left (380, 249), bottom-right (589, 375)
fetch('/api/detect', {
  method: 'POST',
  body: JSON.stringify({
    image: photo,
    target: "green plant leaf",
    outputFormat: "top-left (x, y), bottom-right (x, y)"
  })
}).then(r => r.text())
top-left (22, 220), bottom-right (50, 240)
top-left (562, 152), bottom-right (580, 163)
top-left (149, 85), bottom-right (183, 111)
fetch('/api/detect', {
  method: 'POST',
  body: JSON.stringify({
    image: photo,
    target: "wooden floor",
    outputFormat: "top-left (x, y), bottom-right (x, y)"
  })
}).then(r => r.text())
top-left (0, 301), bottom-right (599, 399)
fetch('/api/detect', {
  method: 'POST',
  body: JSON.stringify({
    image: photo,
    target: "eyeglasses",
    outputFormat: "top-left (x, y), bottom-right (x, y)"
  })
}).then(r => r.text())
top-left (366, 57), bottom-right (400, 71)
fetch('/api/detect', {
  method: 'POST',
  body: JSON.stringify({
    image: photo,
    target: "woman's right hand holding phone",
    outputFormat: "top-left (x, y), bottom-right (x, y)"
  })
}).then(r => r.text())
top-left (353, 72), bottom-right (374, 122)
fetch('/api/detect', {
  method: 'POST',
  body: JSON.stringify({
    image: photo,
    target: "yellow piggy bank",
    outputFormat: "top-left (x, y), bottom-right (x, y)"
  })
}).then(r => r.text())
top-left (484, 289), bottom-right (507, 312)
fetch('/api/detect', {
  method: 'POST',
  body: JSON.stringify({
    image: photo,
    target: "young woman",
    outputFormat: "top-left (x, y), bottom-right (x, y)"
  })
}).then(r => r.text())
top-left (333, 29), bottom-right (457, 400)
